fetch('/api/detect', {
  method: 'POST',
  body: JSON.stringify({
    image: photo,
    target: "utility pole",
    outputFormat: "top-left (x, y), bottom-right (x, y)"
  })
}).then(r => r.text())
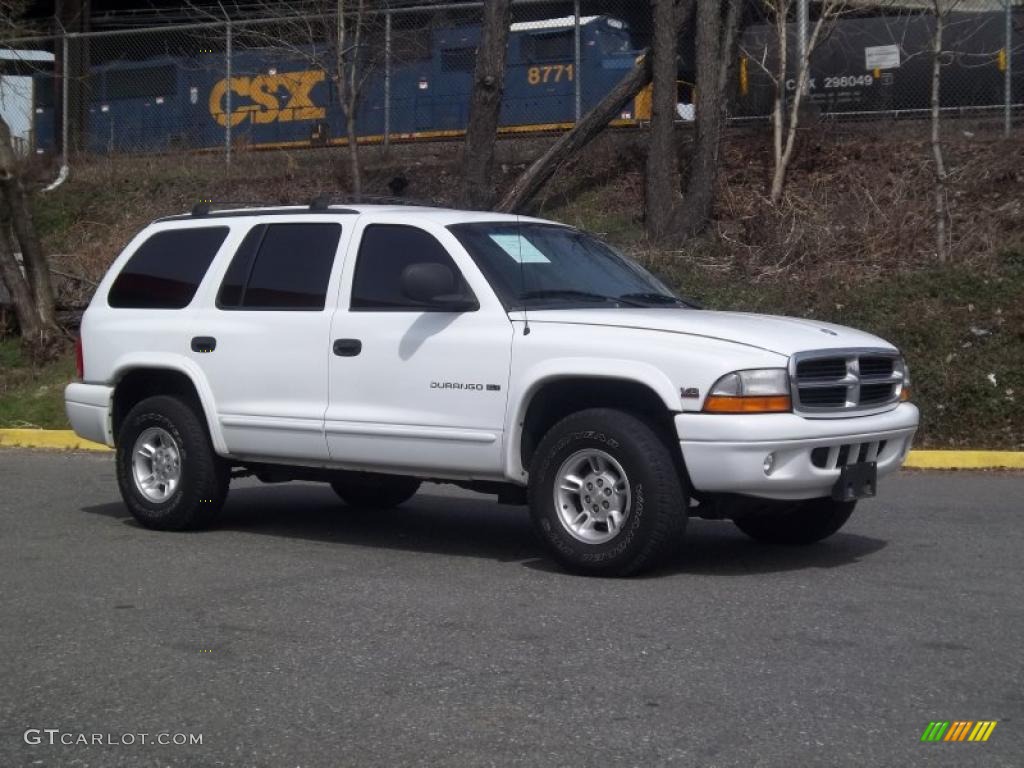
top-left (1005, 0), bottom-right (1013, 138)
top-left (573, 0), bottom-right (582, 122)
top-left (797, 0), bottom-right (809, 93)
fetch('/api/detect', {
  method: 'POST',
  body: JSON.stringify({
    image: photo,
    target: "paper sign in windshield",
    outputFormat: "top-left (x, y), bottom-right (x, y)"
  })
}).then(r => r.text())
top-left (489, 234), bottom-right (551, 263)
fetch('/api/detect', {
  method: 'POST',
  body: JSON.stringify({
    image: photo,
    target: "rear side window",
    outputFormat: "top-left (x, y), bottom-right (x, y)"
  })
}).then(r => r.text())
top-left (108, 227), bottom-right (228, 309)
top-left (217, 223), bottom-right (342, 310)
top-left (350, 224), bottom-right (473, 311)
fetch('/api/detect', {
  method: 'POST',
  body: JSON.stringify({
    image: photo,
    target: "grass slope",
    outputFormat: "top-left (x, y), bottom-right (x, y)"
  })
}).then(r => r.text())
top-left (0, 340), bottom-right (76, 429)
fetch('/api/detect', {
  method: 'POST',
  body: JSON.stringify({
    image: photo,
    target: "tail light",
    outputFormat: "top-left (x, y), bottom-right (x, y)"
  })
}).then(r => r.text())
top-left (75, 336), bottom-right (84, 380)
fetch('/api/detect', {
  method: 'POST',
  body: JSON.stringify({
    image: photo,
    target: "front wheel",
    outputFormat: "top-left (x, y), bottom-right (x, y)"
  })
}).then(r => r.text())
top-left (116, 395), bottom-right (229, 531)
top-left (528, 408), bottom-right (687, 577)
top-left (733, 498), bottom-right (856, 545)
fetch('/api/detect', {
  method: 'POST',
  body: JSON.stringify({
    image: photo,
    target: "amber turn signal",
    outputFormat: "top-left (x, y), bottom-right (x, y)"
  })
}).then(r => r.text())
top-left (900, 386), bottom-right (911, 402)
top-left (703, 395), bottom-right (792, 414)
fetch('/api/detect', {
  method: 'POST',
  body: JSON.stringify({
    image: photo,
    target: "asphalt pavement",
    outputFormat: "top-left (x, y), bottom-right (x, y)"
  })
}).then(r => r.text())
top-left (0, 449), bottom-right (1021, 767)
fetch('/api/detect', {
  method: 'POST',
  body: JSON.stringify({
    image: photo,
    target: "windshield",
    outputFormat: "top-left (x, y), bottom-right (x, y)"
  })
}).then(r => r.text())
top-left (448, 222), bottom-right (685, 310)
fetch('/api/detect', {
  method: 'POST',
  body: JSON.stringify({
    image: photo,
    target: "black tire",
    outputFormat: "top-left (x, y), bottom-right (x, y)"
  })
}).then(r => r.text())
top-left (733, 498), bottom-right (856, 545)
top-left (330, 472), bottom-right (421, 509)
top-left (115, 395), bottom-right (229, 531)
top-left (528, 408), bottom-right (687, 577)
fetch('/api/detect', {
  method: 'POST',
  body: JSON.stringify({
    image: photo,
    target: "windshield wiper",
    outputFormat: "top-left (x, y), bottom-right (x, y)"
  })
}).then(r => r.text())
top-left (518, 289), bottom-right (624, 304)
top-left (618, 292), bottom-right (701, 308)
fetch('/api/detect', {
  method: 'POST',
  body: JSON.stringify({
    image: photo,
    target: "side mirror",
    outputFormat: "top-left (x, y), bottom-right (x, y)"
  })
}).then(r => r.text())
top-left (400, 263), bottom-right (477, 311)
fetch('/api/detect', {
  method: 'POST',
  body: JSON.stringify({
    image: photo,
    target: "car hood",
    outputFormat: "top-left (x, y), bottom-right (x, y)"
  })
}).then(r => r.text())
top-left (518, 308), bottom-right (897, 357)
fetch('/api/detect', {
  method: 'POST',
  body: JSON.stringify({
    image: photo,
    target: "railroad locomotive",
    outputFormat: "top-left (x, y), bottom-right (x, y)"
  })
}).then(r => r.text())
top-left (31, 10), bottom-right (1021, 155)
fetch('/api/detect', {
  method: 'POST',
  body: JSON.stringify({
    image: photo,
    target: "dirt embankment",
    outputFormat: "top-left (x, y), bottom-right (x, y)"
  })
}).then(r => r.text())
top-left (21, 125), bottom-right (1024, 448)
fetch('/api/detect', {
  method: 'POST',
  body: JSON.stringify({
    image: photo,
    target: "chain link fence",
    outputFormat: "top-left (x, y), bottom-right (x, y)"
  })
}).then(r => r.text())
top-left (1, 0), bottom-right (1021, 165)
top-left (737, 0), bottom-right (1023, 130)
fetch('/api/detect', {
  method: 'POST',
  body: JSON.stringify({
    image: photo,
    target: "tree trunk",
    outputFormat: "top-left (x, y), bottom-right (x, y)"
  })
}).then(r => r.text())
top-left (335, 0), bottom-right (365, 201)
top-left (644, 0), bottom-right (685, 242)
top-left (676, 0), bottom-right (740, 236)
top-left (497, 55), bottom-right (654, 213)
top-left (0, 204), bottom-right (43, 340)
top-left (769, 6), bottom-right (830, 204)
top-left (462, 0), bottom-right (513, 210)
top-left (346, 107), bottom-right (362, 199)
top-left (930, 8), bottom-right (948, 262)
top-left (0, 116), bottom-right (58, 332)
top-left (59, 0), bottom-right (92, 154)
top-left (769, 8), bottom-right (788, 203)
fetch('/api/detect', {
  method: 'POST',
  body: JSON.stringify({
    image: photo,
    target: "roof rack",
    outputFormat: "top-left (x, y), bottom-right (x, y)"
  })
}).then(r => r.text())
top-left (191, 200), bottom-right (299, 217)
top-left (155, 196), bottom-right (446, 224)
top-left (308, 194), bottom-right (449, 210)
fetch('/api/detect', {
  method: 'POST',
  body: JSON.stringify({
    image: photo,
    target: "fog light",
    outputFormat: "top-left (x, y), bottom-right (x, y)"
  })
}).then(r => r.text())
top-left (763, 453), bottom-right (776, 476)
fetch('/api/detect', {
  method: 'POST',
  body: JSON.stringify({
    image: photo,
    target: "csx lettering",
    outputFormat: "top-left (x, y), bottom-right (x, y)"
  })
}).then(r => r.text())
top-left (785, 77), bottom-right (817, 91)
top-left (209, 70), bottom-right (325, 126)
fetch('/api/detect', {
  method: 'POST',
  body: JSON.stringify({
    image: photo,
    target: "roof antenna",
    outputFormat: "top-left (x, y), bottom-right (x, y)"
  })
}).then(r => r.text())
top-left (518, 215), bottom-right (530, 336)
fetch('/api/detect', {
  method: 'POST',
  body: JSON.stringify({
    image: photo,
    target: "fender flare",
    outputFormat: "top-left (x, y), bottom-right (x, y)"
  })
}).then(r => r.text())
top-left (110, 353), bottom-right (228, 455)
top-left (503, 358), bottom-right (681, 481)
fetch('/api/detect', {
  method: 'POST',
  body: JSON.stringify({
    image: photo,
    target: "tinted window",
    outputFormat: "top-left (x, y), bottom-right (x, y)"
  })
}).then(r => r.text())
top-left (105, 65), bottom-right (177, 100)
top-left (34, 75), bottom-right (56, 108)
top-left (351, 225), bottom-right (473, 311)
top-left (218, 223), bottom-right (341, 310)
top-left (441, 47), bottom-right (475, 72)
top-left (449, 222), bottom-right (681, 310)
top-left (108, 227), bottom-right (228, 309)
top-left (597, 26), bottom-right (634, 56)
top-left (216, 226), bottom-right (263, 307)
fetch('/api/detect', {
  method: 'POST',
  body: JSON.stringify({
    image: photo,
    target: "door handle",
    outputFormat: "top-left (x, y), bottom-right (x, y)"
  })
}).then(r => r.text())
top-left (333, 339), bottom-right (362, 357)
top-left (191, 336), bottom-right (217, 353)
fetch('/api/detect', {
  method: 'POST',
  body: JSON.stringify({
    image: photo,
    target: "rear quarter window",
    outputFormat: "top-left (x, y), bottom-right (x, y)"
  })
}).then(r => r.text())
top-left (108, 227), bottom-right (229, 309)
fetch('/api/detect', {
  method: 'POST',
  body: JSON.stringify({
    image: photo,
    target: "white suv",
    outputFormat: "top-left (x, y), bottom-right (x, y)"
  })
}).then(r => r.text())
top-left (66, 202), bottom-right (919, 575)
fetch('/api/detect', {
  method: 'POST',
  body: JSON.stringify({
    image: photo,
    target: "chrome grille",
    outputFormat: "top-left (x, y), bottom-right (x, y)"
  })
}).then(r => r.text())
top-left (859, 356), bottom-right (895, 378)
top-left (796, 358), bottom-right (848, 381)
top-left (791, 349), bottom-right (904, 416)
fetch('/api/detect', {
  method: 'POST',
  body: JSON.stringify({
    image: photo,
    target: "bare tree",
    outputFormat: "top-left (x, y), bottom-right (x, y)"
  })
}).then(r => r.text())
top-left (928, 0), bottom-right (963, 262)
top-left (747, 0), bottom-right (846, 203)
top-left (0, 166), bottom-right (45, 341)
top-left (676, 0), bottom-right (741, 236)
top-left (645, 0), bottom-right (739, 242)
top-left (499, 6), bottom-right (698, 215)
top-left (644, 0), bottom-right (689, 242)
top-left (332, 0), bottom-right (370, 199)
top-left (496, 53), bottom-right (655, 213)
top-left (462, 0), bottom-right (512, 210)
top-left (0, 4), bottom-right (61, 350)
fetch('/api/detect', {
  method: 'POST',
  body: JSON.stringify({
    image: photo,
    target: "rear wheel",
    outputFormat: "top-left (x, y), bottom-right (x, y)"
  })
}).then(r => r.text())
top-left (733, 498), bottom-right (856, 545)
top-left (116, 395), bottom-right (229, 531)
top-left (528, 408), bottom-right (687, 577)
top-left (330, 473), bottom-right (421, 509)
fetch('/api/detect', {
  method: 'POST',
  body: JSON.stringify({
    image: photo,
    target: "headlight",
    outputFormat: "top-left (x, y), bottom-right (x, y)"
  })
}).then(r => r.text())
top-left (899, 358), bottom-right (911, 401)
top-left (703, 369), bottom-right (792, 414)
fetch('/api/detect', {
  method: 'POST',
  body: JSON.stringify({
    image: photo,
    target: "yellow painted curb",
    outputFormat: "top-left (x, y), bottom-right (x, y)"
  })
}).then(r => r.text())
top-left (903, 450), bottom-right (1024, 470)
top-left (0, 429), bottom-right (111, 452)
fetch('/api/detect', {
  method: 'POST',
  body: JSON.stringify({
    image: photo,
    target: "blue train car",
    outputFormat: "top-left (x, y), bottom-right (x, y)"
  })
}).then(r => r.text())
top-left (733, 11), bottom-right (1023, 118)
top-left (33, 15), bottom-right (645, 155)
top-left (34, 57), bottom-right (198, 154)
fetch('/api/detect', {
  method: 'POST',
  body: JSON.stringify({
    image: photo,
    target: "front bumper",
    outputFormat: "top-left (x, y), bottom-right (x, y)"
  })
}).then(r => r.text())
top-left (676, 402), bottom-right (919, 501)
top-left (65, 382), bottom-right (115, 448)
